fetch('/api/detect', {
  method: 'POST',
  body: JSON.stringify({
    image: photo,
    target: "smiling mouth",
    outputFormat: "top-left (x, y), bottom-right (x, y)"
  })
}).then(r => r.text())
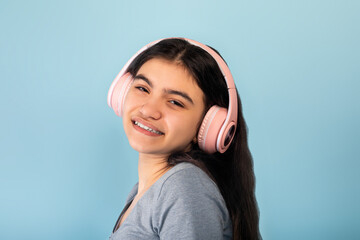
top-left (134, 121), bottom-right (164, 135)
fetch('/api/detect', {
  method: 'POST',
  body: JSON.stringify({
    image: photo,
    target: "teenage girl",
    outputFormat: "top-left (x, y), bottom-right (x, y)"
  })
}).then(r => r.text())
top-left (107, 38), bottom-right (261, 240)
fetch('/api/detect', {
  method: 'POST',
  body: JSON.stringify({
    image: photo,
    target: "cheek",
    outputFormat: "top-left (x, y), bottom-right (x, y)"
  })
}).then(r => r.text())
top-left (123, 91), bottom-right (139, 113)
top-left (122, 96), bottom-right (138, 126)
top-left (170, 112), bottom-right (203, 136)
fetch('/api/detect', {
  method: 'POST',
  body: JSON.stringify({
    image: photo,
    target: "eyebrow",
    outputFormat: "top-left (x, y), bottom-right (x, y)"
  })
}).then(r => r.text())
top-left (134, 74), bottom-right (194, 105)
top-left (134, 74), bottom-right (152, 87)
top-left (164, 89), bottom-right (194, 105)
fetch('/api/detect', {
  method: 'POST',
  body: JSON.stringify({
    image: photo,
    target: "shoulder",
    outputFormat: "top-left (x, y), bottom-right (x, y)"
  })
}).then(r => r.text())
top-left (154, 162), bottom-right (229, 220)
top-left (152, 163), bottom-right (232, 238)
top-left (158, 162), bottom-right (220, 199)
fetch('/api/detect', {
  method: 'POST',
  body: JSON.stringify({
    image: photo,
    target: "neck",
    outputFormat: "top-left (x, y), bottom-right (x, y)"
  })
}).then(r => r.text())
top-left (137, 153), bottom-right (171, 194)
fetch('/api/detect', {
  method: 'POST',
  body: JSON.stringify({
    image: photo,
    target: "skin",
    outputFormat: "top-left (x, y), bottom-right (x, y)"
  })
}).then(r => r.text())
top-left (118, 58), bottom-right (206, 227)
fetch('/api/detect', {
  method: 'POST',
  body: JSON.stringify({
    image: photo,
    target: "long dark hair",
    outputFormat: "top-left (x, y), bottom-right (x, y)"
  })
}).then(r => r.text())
top-left (127, 38), bottom-right (261, 240)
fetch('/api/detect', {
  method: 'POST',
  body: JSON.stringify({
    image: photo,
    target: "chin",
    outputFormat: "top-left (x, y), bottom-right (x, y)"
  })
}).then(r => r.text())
top-left (129, 141), bottom-right (162, 154)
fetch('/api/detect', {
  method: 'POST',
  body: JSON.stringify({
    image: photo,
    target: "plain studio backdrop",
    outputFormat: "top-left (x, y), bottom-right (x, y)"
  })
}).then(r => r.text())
top-left (1, 0), bottom-right (359, 239)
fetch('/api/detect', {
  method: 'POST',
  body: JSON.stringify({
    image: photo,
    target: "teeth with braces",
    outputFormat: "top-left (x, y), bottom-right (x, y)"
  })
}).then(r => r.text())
top-left (135, 121), bottom-right (163, 135)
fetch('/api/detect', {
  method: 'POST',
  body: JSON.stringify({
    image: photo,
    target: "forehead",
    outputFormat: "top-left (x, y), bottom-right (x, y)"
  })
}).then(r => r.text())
top-left (137, 58), bottom-right (193, 82)
top-left (136, 58), bottom-right (204, 100)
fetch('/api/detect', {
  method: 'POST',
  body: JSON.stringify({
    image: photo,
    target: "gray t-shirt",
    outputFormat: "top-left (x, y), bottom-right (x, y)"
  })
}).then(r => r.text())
top-left (109, 162), bottom-right (232, 240)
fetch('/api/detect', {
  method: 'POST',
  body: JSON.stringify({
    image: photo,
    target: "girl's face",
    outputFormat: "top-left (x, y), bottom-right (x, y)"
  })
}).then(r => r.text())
top-left (122, 58), bottom-right (206, 157)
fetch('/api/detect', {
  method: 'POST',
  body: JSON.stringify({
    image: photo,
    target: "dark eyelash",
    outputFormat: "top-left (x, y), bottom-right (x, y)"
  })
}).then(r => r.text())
top-left (135, 86), bottom-right (149, 93)
top-left (170, 100), bottom-right (184, 108)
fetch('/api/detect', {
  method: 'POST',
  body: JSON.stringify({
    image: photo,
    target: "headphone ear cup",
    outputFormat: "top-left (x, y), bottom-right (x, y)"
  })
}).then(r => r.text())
top-left (109, 72), bottom-right (133, 117)
top-left (197, 106), bottom-right (227, 154)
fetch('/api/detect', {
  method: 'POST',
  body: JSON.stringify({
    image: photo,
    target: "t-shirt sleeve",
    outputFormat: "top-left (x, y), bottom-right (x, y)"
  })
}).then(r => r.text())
top-left (153, 167), bottom-right (230, 240)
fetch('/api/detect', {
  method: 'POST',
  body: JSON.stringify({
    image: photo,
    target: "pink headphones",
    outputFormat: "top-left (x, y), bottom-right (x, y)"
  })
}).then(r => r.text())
top-left (108, 38), bottom-right (238, 154)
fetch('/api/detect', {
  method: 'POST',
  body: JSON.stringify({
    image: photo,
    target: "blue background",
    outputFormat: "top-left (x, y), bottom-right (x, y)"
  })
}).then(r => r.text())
top-left (1, 0), bottom-right (359, 239)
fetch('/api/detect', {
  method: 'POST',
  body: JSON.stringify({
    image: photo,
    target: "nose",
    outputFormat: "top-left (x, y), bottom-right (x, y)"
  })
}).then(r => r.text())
top-left (139, 99), bottom-right (162, 120)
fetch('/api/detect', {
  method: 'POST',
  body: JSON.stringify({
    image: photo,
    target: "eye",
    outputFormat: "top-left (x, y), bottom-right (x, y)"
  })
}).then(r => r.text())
top-left (169, 100), bottom-right (184, 108)
top-left (135, 86), bottom-right (149, 93)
